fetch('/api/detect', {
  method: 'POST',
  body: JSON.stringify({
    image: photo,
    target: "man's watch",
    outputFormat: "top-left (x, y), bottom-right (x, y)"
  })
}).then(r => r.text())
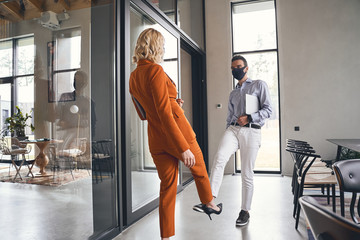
top-left (246, 114), bottom-right (253, 123)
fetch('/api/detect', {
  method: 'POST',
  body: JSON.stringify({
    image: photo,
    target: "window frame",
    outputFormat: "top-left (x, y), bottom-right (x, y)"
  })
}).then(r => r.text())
top-left (48, 27), bottom-right (82, 103)
top-left (231, 0), bottom-right (282, 174)
top-left (0, 36), bottom-right (35, 135)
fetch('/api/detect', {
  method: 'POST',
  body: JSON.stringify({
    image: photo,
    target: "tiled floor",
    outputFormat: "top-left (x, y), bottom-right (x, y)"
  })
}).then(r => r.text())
top-left (115, 174), bottom-right (309, 240)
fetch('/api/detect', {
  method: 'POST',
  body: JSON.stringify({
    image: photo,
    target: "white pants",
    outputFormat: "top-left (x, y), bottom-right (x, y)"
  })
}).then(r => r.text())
top-left (210, 125), bottom-right (261, 211)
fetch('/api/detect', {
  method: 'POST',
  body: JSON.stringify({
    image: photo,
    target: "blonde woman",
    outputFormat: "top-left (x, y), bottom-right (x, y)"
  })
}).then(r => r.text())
top-left (129, 28), bottom-right (222, 240)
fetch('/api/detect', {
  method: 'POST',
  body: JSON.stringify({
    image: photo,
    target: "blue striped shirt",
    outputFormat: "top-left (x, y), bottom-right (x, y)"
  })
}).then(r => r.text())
top-left (226, 78), bottom-right (272, 128)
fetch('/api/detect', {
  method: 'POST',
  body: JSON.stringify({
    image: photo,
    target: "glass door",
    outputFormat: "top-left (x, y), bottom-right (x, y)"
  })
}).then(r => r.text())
top-left (126, 1), bottom-right (182, 225)
top-left (179, 48), bottom-right (193, 185)
top-left (0, 1), bottom-right (118, 239)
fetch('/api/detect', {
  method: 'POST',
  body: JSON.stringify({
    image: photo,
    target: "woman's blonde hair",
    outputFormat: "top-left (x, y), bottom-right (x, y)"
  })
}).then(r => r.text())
top-left (132, 28), bottom-right (165, 64)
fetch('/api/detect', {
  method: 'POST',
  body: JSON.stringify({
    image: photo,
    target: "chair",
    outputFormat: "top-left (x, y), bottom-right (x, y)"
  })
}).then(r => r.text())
top-left (0, 137), bottom-right (35, 180)
top-left (0, 139), bottom-right (13, 176)
top-left (286, 146), bottom-right (336, 229)
top-left (299, 196), bottom-right (360, 240)
top-left (11, 138), bottom-right (35, 178)
top-left (333, 159), bottom-right (360, 222)
top-left (286, 139), bottom-right (315, 194)
top-left (53, 137), bottom-right (89, 179)
top-left (92, 139), bottom-right (113, 183)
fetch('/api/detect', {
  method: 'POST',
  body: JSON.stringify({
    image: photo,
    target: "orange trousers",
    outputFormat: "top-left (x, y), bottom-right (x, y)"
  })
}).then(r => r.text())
top-left (151, 140), bottom-right (213, 238)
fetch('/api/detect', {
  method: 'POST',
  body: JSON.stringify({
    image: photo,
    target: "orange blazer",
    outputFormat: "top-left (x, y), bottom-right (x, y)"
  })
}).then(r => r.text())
top-left (129, 59), bottom-right (196, 155)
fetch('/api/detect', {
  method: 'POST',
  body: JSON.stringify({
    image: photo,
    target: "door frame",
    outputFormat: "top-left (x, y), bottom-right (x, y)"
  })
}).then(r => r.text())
top-left (120, 0), bottom-right (209, 227)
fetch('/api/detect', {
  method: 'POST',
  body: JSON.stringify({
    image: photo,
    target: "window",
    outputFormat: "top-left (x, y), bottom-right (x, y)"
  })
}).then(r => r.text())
top-left (232, 0), bottom-right (280, 172)
top-left (48, 28), bottom-right (81, 102)
top-left (0, 36), bottom-right (34, 137)
top-left (146, 0), bottom-right (205, 49)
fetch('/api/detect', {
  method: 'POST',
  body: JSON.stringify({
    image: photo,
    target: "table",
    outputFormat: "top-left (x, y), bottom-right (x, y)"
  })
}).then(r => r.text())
top-left (327, 139), bottom-right (360, 216)
top-left (327, 139), bottom-right (360, 162)
top-left (21, 139), bottom-right (62, 176)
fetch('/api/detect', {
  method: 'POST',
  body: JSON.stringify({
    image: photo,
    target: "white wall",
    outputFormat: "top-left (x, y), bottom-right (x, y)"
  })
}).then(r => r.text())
top-left (277, 0), bottom-right (360, 175)
top-left (205, 0), bottom-right (360, 176)
top-left (205, 0), bottom-right (234, 174)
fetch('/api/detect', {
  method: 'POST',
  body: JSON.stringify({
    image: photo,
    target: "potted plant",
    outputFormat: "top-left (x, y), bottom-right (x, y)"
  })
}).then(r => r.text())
top-left (4, 106), bottom-right (35, 140)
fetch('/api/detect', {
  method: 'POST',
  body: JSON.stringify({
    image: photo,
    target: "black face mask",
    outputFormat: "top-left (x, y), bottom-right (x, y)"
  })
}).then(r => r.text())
top-left (232, 66), bottom-right (247, 80)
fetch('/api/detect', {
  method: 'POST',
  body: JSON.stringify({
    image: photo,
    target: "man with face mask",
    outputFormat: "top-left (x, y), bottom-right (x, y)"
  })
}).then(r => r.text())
top-left (193, 55), bottom-right (272, 227)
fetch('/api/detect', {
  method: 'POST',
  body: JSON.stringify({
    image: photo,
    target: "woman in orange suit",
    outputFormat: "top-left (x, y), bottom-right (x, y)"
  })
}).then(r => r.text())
top-left (129, 28), bottom-right (222, 240)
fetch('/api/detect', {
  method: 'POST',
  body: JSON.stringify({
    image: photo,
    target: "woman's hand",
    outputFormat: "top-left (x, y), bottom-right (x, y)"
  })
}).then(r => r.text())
top-left (176, 98), bottom-right (184, 108)
top-left (181, 149), bottom-right (195, 168)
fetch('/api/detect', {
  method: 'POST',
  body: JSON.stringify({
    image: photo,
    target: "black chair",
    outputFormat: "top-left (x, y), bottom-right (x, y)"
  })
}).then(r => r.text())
top-left (286, 145), bottom-right (337, 229)
top-left (286, 139), bottom-right (315, 195)
top-left (286, 147), bottom-right (319, 225)
top-left (333, 159), bottom-right (360, 222)
top-left (92, 139), bottom-right (113, 183)
top-left (299, 196), bottom-right (360, 240)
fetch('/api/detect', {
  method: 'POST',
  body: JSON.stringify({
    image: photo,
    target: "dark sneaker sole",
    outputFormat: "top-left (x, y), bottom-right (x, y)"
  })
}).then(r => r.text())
top-left (236, 220), bottom-right (249, 227)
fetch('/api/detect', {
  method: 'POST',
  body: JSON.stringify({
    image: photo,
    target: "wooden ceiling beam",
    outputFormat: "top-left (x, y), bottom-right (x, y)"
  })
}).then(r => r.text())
top-left (27, 0), bottom-right (44, 11)
top-left (2, 1), bottom-right (23, 20)
top-left (59, 0), bottom-right (70, 10)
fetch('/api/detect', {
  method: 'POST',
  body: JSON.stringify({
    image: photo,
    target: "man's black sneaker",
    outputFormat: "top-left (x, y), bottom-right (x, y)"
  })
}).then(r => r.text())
top-left (236, 210), bottom-right (250, 226)
top-left (193, 203), bottom-right (205, 213)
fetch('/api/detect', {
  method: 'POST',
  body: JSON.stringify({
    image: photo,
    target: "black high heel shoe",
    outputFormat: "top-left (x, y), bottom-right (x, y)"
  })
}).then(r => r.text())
top-left (202, 203), bottom-right (223, 220)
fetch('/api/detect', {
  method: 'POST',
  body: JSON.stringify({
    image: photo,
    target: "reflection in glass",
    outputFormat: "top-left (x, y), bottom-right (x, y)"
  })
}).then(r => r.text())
top-left (147, 0), bottom-right (176, 22)
top-left (16, 37), bottom-right (34, 75)
top-left (180, 49), bottom-right (193, 184)
top-left (0, 1), bottom-right (117, 239)
top-left (0, 83), bottom-right (11, 132)
top-left (53, 71), bottom-right (76, 102)
top-left (178, 0), bottom-right (204, 49)
top-left (232, 1), bottom-right (276, 52)
top-left (130, 4), bottom-right (179, 211)
top-left (146, 0), bottom-right (205, 49)
top-left (54, 28), bottom-right (81, 71)
top-left (0, 40), bottom-right (12, 78)
top-left (0, 37), bottom-right (34, 137)
top-left (17, 76), bottom-right (34, 136)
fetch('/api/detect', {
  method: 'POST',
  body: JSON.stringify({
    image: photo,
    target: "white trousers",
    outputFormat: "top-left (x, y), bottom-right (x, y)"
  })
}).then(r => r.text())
top-left (210, 125), bottom-right (261, 211)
